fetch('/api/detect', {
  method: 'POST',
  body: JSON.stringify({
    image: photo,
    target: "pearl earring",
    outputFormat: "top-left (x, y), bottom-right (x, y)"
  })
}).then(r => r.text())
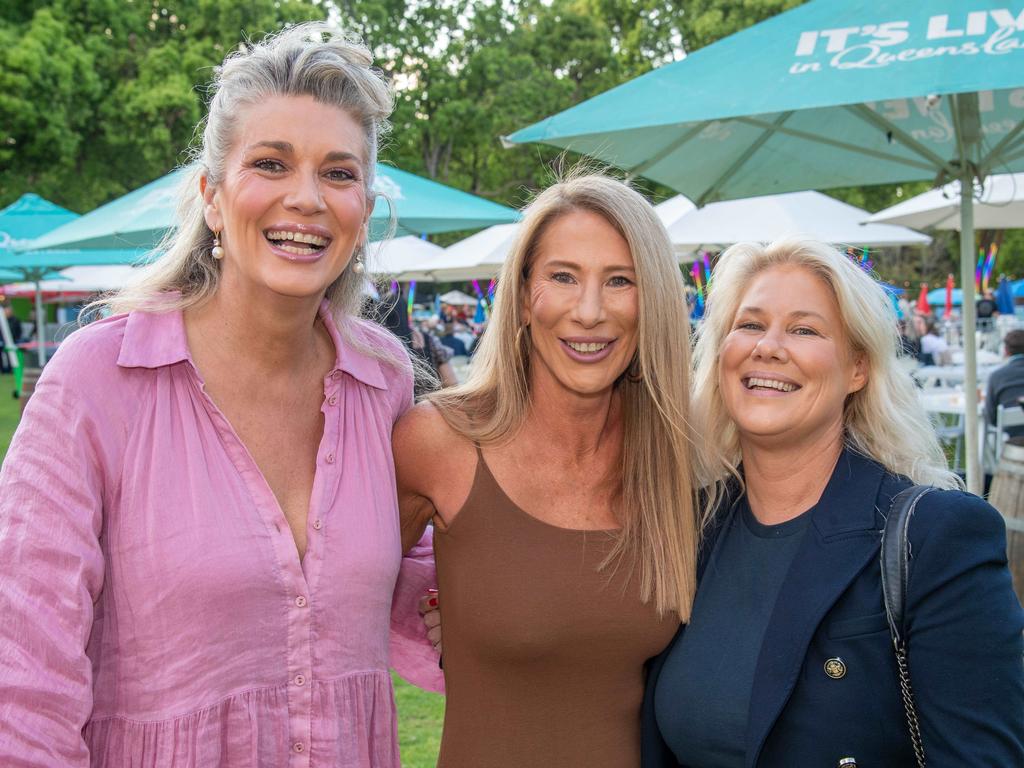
top-left (352, 256), bottom-right (365, 274)
top-left (211, 232), bottom-right (224, 260)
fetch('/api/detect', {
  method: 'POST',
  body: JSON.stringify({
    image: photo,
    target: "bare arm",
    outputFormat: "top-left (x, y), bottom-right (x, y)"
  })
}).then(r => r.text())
top-left (392, 401), bottom-right (476, 553)
top-left (394, 402), bottom-right (445, 553)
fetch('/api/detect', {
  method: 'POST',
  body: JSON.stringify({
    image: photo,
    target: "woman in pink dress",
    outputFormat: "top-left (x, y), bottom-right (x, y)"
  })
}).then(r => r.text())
top-left (0, 23), bottom-right (440, 767)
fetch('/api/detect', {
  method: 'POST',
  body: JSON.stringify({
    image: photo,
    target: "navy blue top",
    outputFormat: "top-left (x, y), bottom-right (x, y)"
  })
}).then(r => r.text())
top-left (654, 499), bottom-right (809, 767)
top-left (641, 448), bottom-right (1024, 767)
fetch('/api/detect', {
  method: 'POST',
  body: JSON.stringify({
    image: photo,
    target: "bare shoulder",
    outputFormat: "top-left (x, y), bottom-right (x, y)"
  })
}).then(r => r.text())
top-left (394, 401), bottom-right (474, 467)
top-left (393, 401), bottom-right (478, 520)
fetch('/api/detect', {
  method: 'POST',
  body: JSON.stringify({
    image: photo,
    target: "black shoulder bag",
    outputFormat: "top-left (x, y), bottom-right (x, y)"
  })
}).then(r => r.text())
top-left (880, 485), bottom-right (932, 768)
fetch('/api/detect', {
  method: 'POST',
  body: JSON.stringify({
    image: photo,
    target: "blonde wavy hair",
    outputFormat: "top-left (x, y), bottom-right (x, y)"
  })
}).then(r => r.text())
top-left (692, 238), bottom-right (962, 517)
top-left (429, 174), bottom-right (700, 621)
top-left (93, 22), bottom-right (394, 335)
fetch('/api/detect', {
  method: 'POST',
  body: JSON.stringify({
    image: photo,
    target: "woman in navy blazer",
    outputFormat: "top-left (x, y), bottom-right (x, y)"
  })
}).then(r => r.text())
top-left (643, 239), bottom-right (1023, 767)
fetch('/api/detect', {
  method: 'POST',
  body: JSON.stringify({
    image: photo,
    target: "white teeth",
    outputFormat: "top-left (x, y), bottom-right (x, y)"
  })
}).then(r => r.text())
top-left (277, 243), bottom-right (324, 257)
top-left (567, 341), bottom-right (609, 353)
top-left (745, 377), bottom-right (797, 392)
top-left (266, 230), bottom-right (329, 247)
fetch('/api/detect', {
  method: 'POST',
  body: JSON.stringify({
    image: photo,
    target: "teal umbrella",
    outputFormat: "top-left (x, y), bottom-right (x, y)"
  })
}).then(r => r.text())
top-left (507, 0), bottom-right (1024, 493)
top-left (0, 194), bottom-right (77, 246)
top-left (927, 287), bottom-right (964, 307)
top-left (27, 164), bottom-right (519, 252)
top-left (0, 194), bottom-right (102, 366)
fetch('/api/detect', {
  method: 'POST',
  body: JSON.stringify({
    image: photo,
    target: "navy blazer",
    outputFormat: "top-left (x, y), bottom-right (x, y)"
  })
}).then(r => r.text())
top-left (642, 450), bottom-right (1024, 767)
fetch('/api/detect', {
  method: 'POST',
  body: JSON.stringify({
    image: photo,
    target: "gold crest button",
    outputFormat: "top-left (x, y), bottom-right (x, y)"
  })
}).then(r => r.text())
top-left (824, 657), bottom-right (847, 679)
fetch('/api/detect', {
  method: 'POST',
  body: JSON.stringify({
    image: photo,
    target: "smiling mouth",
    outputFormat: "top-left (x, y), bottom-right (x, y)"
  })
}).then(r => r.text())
top-left (566, 341), bottom-right (610, 354)
top-left (265, 229), bottom-right (332, 256)
top-left (743, 376), bottom-right (800, 393)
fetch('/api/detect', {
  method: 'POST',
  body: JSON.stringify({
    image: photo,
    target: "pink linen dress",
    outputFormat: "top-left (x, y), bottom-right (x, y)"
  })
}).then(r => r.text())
top-left (0, 302), bottom-right (443, 767)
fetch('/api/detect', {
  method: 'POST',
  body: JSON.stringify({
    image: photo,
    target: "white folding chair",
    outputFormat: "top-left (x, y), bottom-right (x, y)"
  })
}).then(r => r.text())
top-left (985, 404), bottom-right (1024, 469)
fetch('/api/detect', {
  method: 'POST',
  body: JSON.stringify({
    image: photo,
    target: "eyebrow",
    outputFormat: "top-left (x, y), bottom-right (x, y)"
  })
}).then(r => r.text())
top-left (245, 141), bottom-right (362, 164)
top-left (738, 306), bottom-right (827, 322)
top-left (544, 259), bottom-right (636, 273)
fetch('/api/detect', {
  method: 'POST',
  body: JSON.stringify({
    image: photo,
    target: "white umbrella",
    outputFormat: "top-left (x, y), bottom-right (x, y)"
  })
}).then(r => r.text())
top-left (364, 236), bottom-right (446, 281)
top-left (438, 290), bottom-right (478, 306)
top-left (429, 223), bottom-right (521, 282)
top-left (654, 195), bottom-right (700, 262)
top-left (653, 194), bottom-right (696, 229)
top-left (3, 265), bottom-right (141, 296)
top-left (668, 191), bottom-right (930, 253)
top-left (867, 173), bottom-right (1024, 231)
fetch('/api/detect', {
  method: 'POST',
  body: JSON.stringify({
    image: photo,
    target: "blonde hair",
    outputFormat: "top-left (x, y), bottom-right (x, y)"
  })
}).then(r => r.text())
top-left (95, 22), bottom-right (394, 326)
top-left (692, 238), bottom-right (962, 514)
top-left (430, 173), bottom-right (700, 621)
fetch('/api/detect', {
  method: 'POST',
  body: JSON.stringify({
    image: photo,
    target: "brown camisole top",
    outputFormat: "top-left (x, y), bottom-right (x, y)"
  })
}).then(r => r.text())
top-left (432, 450), bottom-right (679, 767)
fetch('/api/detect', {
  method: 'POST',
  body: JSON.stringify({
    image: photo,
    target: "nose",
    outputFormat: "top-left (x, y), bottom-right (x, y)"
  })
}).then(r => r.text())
top-left (573, 277), bottom-right (606, 328)
top-left (752, 326), bottom-right (788, 362)
top-left (283, 169), bottom-right (325, 215)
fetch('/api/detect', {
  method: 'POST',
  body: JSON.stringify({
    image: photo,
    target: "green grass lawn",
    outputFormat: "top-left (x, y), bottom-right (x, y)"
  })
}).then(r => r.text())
top-left (0, 373), bottom-right (444, 766)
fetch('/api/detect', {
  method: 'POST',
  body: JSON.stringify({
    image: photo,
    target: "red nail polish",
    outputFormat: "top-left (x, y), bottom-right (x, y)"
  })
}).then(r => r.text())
top-left (428, 597), bottom-right (438, 608)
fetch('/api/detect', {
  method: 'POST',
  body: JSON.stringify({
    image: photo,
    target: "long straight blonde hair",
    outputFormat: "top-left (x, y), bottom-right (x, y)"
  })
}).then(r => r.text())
top-left (692, 238), bottom-right (961, 517)
top-left (430, 174), bottom-right (700, 621)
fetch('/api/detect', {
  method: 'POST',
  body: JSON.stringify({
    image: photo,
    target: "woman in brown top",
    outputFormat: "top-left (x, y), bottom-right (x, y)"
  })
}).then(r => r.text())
top-left (394, 173), bottom-right (699, 767)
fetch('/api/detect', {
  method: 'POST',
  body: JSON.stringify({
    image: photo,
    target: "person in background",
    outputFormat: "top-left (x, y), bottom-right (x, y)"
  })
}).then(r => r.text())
top-left (986, 328), bottom-right (1024, 439)
top-left (396, 174), bottom-right (698, 767)
top-left (977, 288), bottom-right (999, 324)
top-left (0, 24), bottom-right (440, 767)
top-left (438, 322), bottom-right (468, 356)
top-left (915, 315), bottom-right (950, 365)
top-left (411, 318), bottom-right (458, 392)
top-left (644, 238), bottom-right (1023, 767)
top-left (0, 304), bottom-right (23, 374)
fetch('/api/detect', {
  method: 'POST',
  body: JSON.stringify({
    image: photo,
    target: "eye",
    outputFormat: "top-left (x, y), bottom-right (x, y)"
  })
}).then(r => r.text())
top-left (608, 275), bottom-right (634, 287)
top-left (551, 271), bottom-right (576, 284)
top-left (253, 158), bottom-right (285, 173)
top-left (735, 321), bottom-right (762, 331)
top-left (325, 167), bottom-right (358, 183)
top-left (793, 326), bottom-right (820, 336)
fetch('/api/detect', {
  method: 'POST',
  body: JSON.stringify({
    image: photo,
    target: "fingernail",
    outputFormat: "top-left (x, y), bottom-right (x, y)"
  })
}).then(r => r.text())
top-left (428, 597), bottom-right (438, 608)
top-left (427, 588), bottom-right (439, 595)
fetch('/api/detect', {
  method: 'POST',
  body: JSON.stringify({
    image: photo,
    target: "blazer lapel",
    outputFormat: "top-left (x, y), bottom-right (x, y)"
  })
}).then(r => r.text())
top-left (745, 450), bottom-right (888, 767)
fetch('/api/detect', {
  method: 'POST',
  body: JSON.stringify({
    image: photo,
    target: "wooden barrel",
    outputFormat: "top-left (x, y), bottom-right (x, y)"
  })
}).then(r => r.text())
top-left (989, 437), bottom-right (1024, 605)
top-left (19, 367), bottom-right (41, 415)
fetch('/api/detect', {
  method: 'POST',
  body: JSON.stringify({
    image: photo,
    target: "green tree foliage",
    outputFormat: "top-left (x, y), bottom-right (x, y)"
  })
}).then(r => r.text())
top-left (680, 0), bottom-right (805, 51)
top-left (0, 0), bottom-right (324, 211)
top-left (1, 0), bottom-right (1020, 286)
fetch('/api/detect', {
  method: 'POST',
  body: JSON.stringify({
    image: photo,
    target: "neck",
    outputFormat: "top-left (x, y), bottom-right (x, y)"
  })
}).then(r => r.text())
top-left (523, 363), bottom-right (621, 464)
top-left (185, 276), bottom-right (331, 374)
top-left (739, 423), bottom-right (845, 526)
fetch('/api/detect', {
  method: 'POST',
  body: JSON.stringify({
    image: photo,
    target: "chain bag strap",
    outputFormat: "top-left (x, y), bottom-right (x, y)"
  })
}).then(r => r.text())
top-left (880, 485), bottom-right (933, 768)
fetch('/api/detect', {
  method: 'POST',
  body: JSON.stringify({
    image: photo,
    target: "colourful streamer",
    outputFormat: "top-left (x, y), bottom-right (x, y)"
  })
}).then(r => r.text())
top-left (407, 281), bottom-right (416, 317)
top-left (487, 279), bottom-right (497, 302)
top-left (691, 262), bottom-right (705, 307)
top-left (982, 243), bottom-right (998, 293)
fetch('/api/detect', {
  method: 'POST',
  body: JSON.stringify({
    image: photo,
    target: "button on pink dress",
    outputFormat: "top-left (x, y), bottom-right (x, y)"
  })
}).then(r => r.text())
top-left (0, 303), bottom-right (443, 767)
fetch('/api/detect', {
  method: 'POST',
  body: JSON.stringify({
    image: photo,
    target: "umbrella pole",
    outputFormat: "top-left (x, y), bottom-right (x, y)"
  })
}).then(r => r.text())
top-left (959, 168), bottom-right (980, 495)
top-left (35, 280), bottom-right (47, 367)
